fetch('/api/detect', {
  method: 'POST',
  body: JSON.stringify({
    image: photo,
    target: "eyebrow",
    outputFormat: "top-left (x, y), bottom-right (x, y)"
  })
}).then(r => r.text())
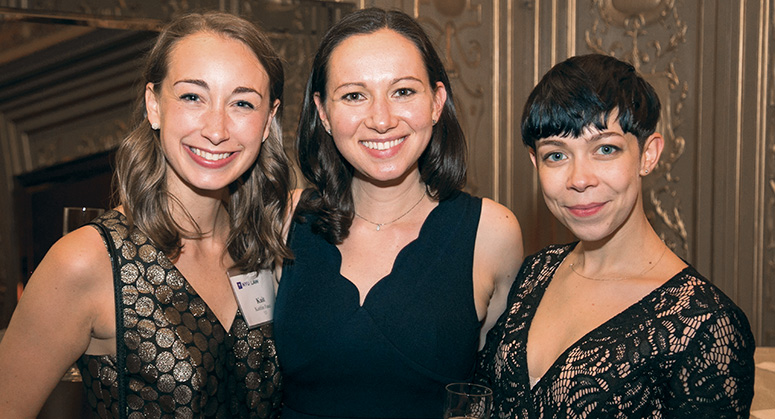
top-left (536, 131), bottom-right (623, 147)
top-left (587, 131), bottom-right (623, 142)
top-left (332, 82), bottom-right (366, 92)
top-left (535, 139), bottom-right (566, 148)
top-left (332, 76), bottom-right (425, 92)
top-left (173, 79), bottom-right (263, 97)
top-left (392, 76), bottom-right (424, 85)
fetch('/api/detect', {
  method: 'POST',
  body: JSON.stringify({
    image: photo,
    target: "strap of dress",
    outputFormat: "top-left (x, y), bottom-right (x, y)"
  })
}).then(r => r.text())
top-left (89, 219), bottom-right (128, 419)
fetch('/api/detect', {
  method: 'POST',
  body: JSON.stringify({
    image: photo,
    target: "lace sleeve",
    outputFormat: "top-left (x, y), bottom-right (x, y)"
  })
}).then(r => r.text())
top-left (666, 306), bottom-right (755, 417)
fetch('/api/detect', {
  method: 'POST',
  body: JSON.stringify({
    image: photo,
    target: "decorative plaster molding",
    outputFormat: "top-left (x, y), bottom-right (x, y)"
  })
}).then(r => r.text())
top-left (416, 0), bottom-right (487, 194)
top-left (30, 118), bottom-right (127, 171)
top-left (586, 0), bottom-right (689, 256)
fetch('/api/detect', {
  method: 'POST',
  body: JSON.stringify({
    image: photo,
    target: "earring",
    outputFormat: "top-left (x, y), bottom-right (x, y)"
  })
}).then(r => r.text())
top-left (151, 122), bottom-right (160, 130)
top-left (644, 169), bottom-right (649, 174)
top-left (432, 119), bottom-right (437, 125)
top-left (326, 128), bottom-right (332, 135)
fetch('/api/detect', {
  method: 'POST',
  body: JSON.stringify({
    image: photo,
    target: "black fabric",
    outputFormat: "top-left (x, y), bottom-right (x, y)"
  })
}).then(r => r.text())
top-left (77, 210), bottom-right (282, 418)
top-left (275, 192), bottom-right (483, 419)
top-left (90, 220), bottom-right (128, 418)
top-left (476, 243), bottom-right (756, 419)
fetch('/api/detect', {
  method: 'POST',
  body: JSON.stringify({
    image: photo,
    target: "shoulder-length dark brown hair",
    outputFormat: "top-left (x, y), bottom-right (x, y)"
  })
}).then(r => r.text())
top-left (295, 7), bottom-right (467, 244)
top-left (115, 11), bottom-right (292, 271)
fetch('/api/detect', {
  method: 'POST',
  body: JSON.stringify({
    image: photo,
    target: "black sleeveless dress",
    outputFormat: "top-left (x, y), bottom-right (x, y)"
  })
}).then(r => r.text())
top-left (274, 192), bottom-right (483, 419)
top-left (76, 210), bottom-right (282, 418)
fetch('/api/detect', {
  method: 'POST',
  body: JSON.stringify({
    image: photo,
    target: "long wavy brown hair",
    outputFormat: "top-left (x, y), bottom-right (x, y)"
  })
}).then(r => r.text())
top-left (114, 12), bottom-right (292, 271)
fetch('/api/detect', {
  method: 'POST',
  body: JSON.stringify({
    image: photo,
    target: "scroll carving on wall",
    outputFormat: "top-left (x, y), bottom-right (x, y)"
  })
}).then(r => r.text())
top-left (414, 0), bottom-right (487, 194)
top-left (585, 0), bottom-right (689, 257)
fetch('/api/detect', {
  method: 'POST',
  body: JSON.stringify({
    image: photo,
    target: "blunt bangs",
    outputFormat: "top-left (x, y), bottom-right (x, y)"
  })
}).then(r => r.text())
top-left (521, 54), bottom-right (661, 150)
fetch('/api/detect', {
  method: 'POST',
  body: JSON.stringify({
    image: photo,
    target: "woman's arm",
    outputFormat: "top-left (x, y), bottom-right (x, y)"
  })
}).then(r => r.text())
top-left (0, 226), bottom-right (114, 418)
top-left (666, 307), bottom-right (756, 416)
top-left (473, 198), bottom-right (523, 349)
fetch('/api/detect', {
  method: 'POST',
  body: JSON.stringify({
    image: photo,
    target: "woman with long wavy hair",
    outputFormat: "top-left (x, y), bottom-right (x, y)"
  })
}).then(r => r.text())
top-left (0, 12), bottom-right (291, 418)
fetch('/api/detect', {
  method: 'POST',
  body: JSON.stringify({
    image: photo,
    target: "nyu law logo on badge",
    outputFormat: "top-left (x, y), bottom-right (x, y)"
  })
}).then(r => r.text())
top-left (227, 269), bottom-right (275, 328)
top-left (236, 276), bottom-right (260, 290)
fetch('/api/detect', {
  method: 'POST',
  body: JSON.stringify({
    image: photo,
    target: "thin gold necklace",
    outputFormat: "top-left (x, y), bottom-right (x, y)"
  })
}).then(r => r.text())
top-left (354, 192), bottom-right (426, 231)
top-left (568, 244), bottom-right (668, 281)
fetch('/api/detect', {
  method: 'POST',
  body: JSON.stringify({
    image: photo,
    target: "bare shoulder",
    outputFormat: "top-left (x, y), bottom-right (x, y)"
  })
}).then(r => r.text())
top-left (474, 198), bottom-right (523, 278)
top-left (291, 188), bottom-right (304, 213)
top-left (21, 224), bottom-right (115, 325)
top-left (478, 198), bottom-right (523, 249)
top-left (39, 225), bottom-right (112, 290)
top-left (0, 225), bottom-right (113, 415)
top-left (277, 188), bottom-right (306, 280)
top-left (473, 199), bottom-right (523, 342)
top-left (19, 223), bottom-right (114, 336)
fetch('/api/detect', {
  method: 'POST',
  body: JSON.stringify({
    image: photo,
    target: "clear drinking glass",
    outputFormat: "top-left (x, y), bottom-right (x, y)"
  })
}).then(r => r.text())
top-left (443, 382), bottom-right (493, 419)
top-left (62, 207), bottom-right (105, 236)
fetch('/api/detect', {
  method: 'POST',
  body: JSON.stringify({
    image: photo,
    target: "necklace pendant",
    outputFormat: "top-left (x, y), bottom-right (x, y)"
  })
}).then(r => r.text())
top-left (376, 224), bottom-right (382, 231)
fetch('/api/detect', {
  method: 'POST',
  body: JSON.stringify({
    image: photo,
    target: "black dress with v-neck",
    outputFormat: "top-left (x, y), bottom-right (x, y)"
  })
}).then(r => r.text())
top-left (76, 210), bottom-right (282, 418)
top-left (476, 243), bottom-right (755, 418)
top-left (274, 191), bottom-right (483, 419)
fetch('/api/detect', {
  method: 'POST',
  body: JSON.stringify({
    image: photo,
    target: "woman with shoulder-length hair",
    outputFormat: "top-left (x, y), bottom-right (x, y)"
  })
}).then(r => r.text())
top-left (0, 12), bottom-right (291, 418)
top-left (274, 7), bottom-right (523, 419)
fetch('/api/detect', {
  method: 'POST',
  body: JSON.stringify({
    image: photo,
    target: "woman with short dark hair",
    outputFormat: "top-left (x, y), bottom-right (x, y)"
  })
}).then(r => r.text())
top-left (477, 54), bottom-right (755, 418)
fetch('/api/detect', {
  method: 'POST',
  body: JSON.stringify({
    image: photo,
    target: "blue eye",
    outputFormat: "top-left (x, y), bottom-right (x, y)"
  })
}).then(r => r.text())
top-left (544, 152), bottom-right (566, 162)
top-left (597, 145), bottom-right (620, 155)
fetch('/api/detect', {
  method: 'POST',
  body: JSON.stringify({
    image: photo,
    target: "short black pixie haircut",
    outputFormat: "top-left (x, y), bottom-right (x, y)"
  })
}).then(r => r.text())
top-left (521, 54), bottom-right (661, 151)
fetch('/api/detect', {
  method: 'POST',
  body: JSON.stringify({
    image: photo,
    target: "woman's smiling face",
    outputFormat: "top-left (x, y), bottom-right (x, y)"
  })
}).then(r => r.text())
top-left (530, 115), bottom-right (651, 243)
top-left (146, 31), bottom-right (278, 196)
top-left (314, 28), bottom-right (446, 184)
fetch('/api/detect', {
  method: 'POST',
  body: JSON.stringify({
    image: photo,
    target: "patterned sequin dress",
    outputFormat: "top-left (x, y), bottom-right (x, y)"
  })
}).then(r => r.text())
top-left (76, 210), bottom-right (281, 419)
top-left (476, 243), bottom-right (755, 419)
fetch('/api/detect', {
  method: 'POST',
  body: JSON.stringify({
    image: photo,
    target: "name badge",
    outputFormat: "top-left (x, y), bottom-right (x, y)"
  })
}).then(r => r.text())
top-left (227, 269), bottom-right (275, 328)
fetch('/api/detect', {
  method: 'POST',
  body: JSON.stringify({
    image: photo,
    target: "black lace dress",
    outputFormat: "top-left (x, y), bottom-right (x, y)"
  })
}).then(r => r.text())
top-left (476, 243), bottom-right (755, 418)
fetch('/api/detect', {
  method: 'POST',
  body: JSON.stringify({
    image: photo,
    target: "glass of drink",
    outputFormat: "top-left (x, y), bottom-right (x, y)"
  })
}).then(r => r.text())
top-left (443, 382), bottom-right (492, 419)
top-left (63, 207), bottom-right (104, 236)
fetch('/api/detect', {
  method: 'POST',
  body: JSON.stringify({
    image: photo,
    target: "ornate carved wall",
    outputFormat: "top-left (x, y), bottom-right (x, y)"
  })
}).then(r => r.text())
top-left (1, 0), bottom-right (772, 344)
top-left (361, 0), bottom-right (774, 345)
